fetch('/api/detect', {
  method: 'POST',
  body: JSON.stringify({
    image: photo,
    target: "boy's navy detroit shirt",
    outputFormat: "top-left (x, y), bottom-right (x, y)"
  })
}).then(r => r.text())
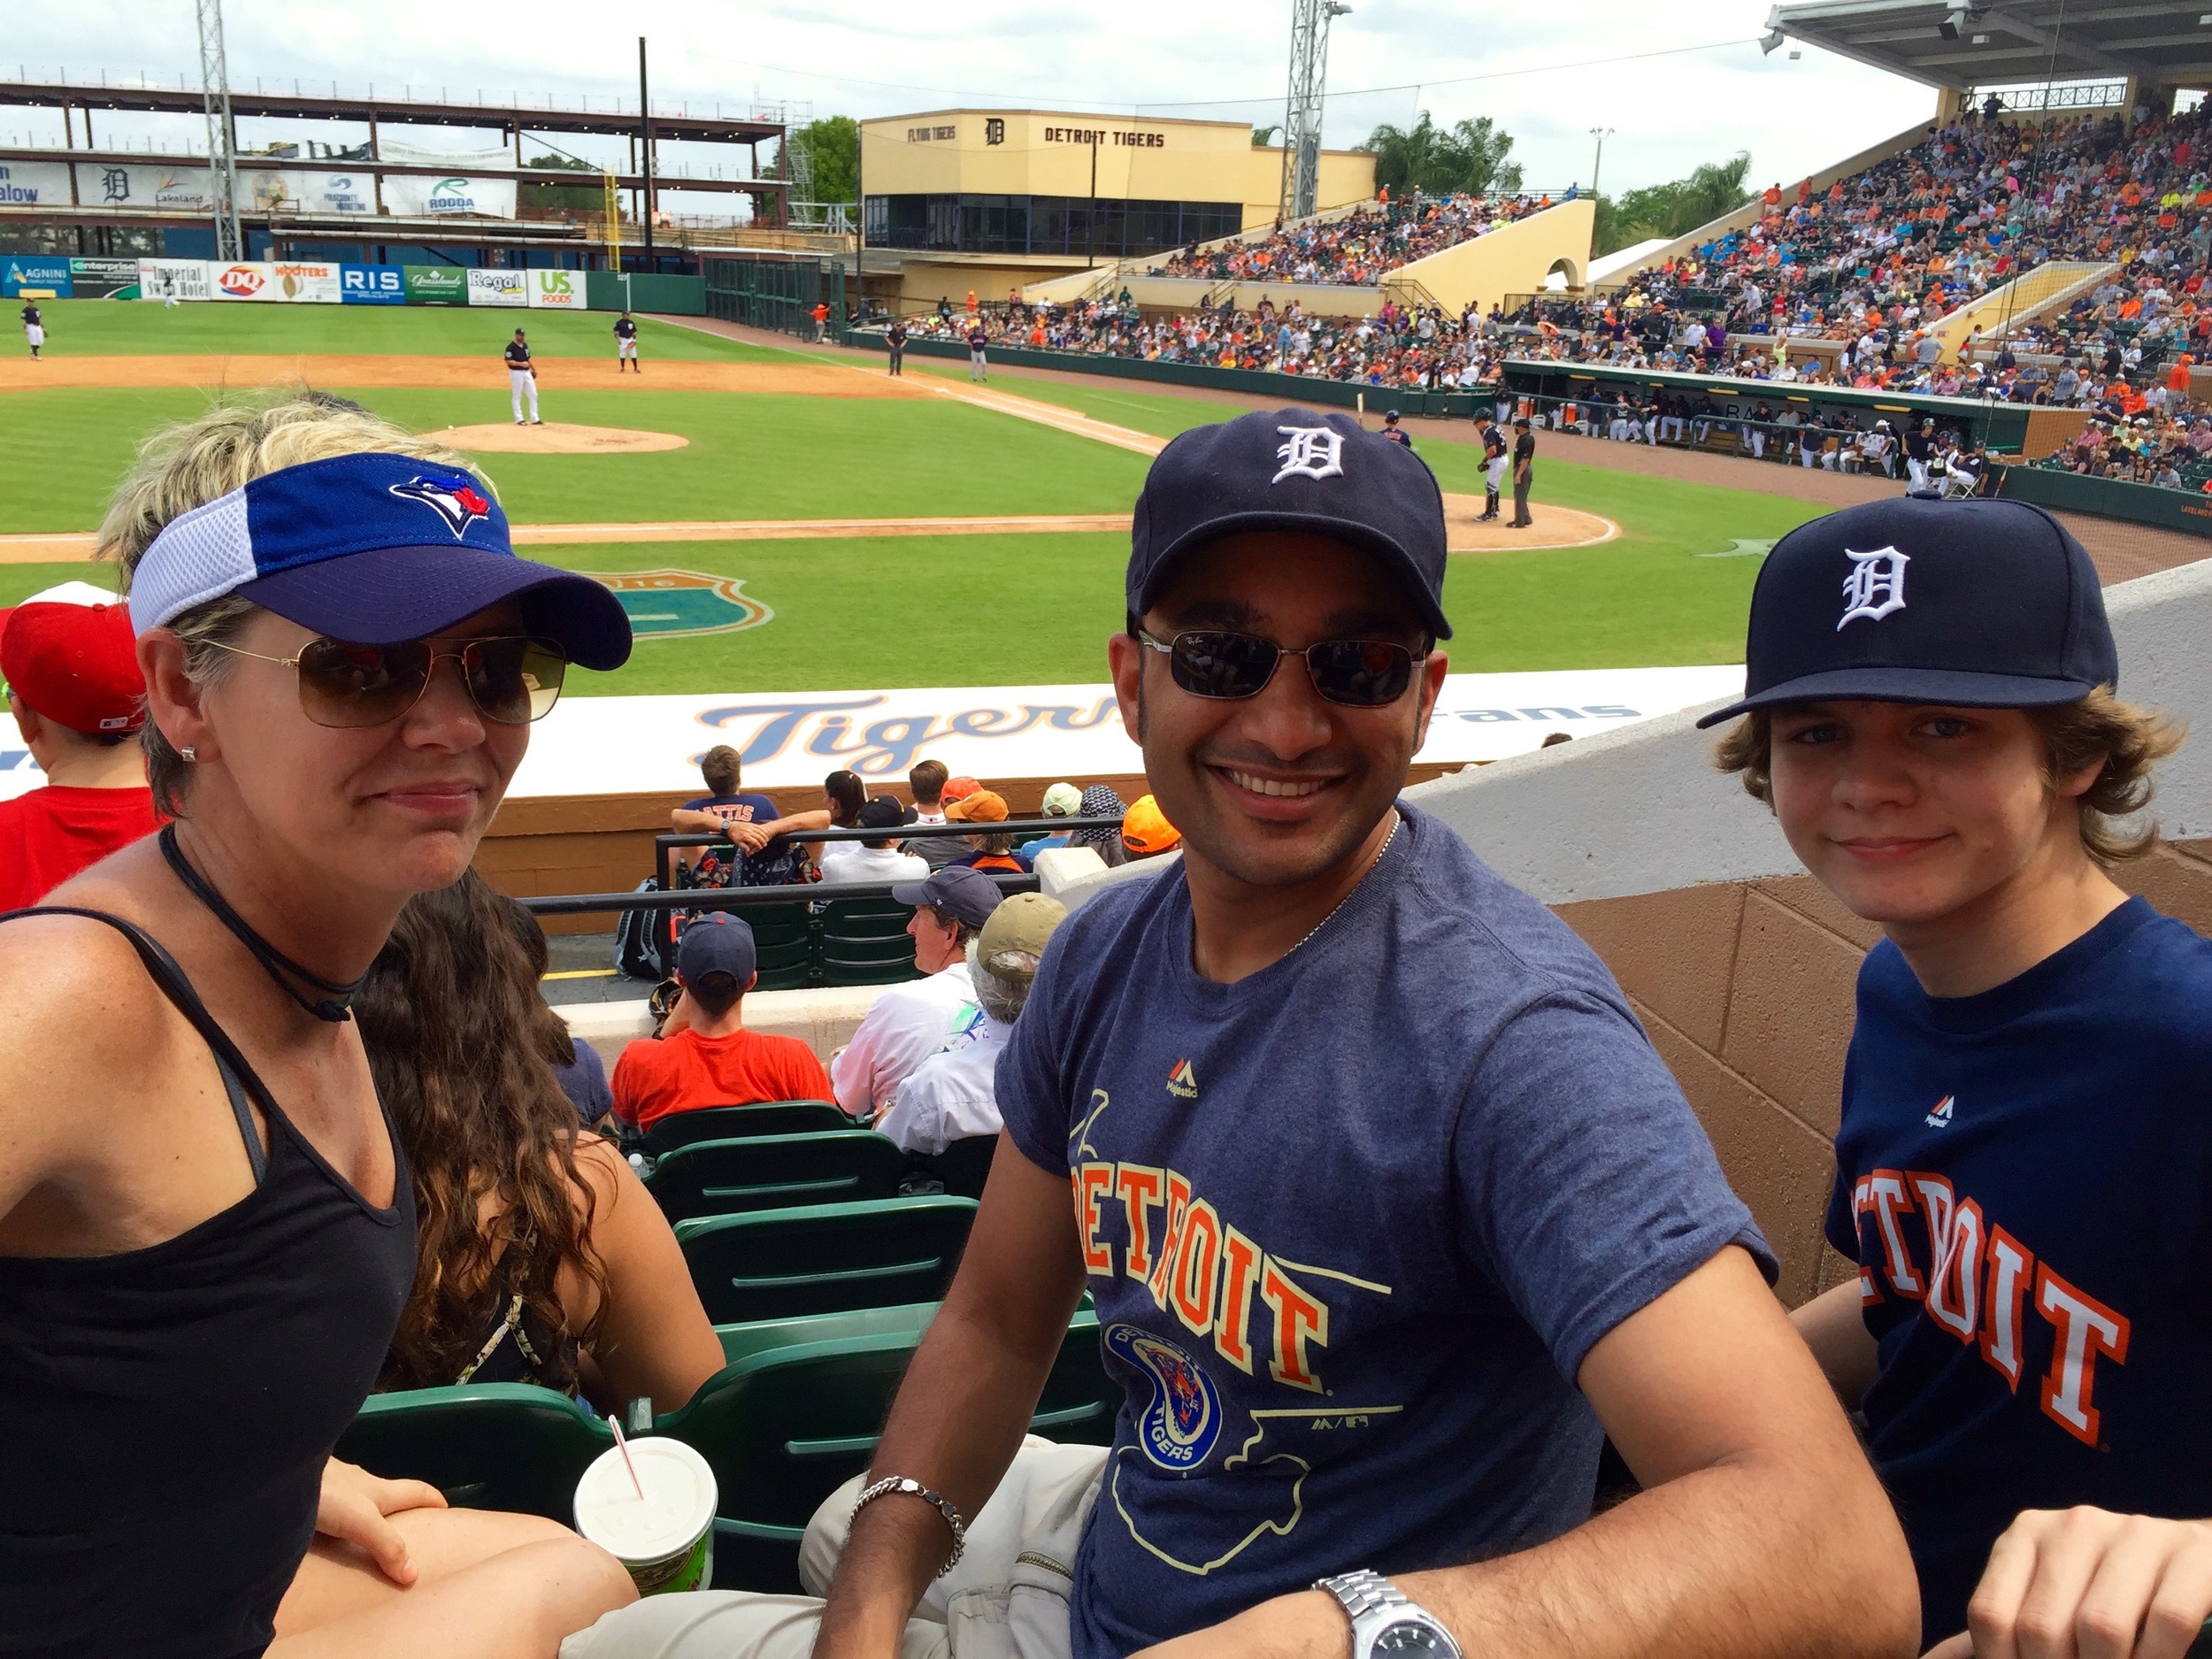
top-left (998, 803), bottom-right (1770, 1658)
top-left (1827, 897), bottom-right (2212, 1648)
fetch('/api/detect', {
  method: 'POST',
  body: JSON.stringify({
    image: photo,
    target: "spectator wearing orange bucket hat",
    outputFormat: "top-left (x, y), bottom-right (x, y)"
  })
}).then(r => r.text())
top-left (0, 581), bottom-right (161, 910)
top-left (1118, 792), bottom-right (1180, 859)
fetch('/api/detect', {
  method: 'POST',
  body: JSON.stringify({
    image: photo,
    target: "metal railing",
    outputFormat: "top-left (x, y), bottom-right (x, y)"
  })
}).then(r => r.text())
top-left (652, 814), bottom-right (1124, 895)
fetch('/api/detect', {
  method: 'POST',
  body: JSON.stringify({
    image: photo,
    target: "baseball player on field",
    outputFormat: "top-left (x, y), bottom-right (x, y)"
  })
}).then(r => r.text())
top-left (504, 327), bottom-right (541, 425)
top-left (1703, 496), bottom-right (2212, 1657)
top-left (613, 311), bottom-right (640, 373)
top-left (1475, 411), bottom-right (1508, 521)
top-left (20, 300), bottom-right (44, 360)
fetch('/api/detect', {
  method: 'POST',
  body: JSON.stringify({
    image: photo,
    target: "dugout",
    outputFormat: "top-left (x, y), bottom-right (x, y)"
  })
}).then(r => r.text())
top-left (856, 111), bottom-right (1374, 313)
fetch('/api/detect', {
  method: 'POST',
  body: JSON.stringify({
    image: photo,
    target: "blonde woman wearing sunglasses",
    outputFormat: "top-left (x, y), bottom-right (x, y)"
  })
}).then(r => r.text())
top-left (0, 395), bottom-right (641, 1659)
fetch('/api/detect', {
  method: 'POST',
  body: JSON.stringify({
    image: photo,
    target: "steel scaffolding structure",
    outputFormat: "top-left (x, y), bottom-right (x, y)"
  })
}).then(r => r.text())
top-left (1279, 0), bottom-right (1351, 223)
top-left (194, 0), bottom-right (243, 259)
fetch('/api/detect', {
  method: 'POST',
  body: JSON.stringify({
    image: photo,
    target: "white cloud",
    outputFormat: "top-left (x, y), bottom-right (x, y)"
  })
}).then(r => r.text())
top-left (9, 0), bottom-right (1939, 196)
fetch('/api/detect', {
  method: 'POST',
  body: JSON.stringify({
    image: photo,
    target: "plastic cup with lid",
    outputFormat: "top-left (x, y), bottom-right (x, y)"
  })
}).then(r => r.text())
top-left (573, 1436), bottom-right (718, 1594)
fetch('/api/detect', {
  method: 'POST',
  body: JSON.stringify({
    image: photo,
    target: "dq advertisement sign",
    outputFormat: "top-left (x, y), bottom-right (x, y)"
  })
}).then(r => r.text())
top-left (74, 163), bottom-right (214, 213)
top-left (340, 265), bottom-right (406, 304)
top-left (0, 161), bottom-right (73, 206)
top-left (383, 173), bottom-right (517, 219)
top-left (526, 269), bottom-right (583, 310)
top-left (465, 268), bottom-right (528, 308)
top-left (403, 265), bottom-right (468, 305)
top-left (139, 258), bottom-right (212, 302)
top-left (212, 262), bottom-right (279, 301)
top-left (2, 257), bottom-right (72, 298)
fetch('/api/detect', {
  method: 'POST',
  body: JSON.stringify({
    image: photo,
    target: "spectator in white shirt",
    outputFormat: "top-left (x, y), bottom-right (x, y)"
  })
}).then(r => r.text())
top-left (818, 795), bottom-right (928, 885)
top-left (876, 892), bottom-right (1067, 1156)
top-left (826, 866), bottom-right (1002, 1116)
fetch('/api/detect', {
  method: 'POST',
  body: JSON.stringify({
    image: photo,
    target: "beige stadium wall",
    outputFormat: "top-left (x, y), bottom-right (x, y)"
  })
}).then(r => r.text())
top-left (1390, 196), bottom-right (1597, 313)
top-left (1403, 559), bottom-right (2212, 1307)
top-left (1240, 148), bottom-right (1377, 228)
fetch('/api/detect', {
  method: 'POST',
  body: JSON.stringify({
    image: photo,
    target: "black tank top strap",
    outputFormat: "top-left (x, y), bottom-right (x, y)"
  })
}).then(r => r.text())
top-left (1, 904), bottom-right (271, 1183)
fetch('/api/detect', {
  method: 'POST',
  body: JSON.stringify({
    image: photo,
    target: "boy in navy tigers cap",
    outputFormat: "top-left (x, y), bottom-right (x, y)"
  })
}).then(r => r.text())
top-left (1701, 495), bottom-right (2212, 1657)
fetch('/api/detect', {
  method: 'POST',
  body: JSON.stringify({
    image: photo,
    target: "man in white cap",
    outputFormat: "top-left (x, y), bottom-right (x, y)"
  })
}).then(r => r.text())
top-left (0, 582), bottom-right (159, 910)
top-left (877, 892), bottom-right (1065, 1156)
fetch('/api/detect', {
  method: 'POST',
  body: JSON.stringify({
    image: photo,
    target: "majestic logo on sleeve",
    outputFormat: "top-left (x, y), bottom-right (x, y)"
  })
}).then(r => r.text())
top-left (1838, 545), bottom-right (1910, 629)
top-left (1271, 426), bottom-right (1346, 484)
top-left (388, 475), bottom-right (495, 539)
top-left (1108, 1324), bottom-right (1223, 1470)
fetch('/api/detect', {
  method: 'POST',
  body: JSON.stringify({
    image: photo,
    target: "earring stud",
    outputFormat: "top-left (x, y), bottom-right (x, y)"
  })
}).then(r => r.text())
top-left (179, 746), bottom-right (197, 762)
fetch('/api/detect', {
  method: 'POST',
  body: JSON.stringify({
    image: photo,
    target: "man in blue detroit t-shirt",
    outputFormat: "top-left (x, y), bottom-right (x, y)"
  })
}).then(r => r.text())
top-left (1701, 497), bottom-right (2212, 1657)
top-left (782, 409), bottom-right (1916, 1659)
top-left (668, 743), bottom-right (804, 886)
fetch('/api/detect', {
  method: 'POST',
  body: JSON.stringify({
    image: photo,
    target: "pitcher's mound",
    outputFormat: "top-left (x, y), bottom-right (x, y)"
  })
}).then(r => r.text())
top-left (1441, 494), bottom-right (1619, 552)
top-left (440, 422), bottom-right (689, 455)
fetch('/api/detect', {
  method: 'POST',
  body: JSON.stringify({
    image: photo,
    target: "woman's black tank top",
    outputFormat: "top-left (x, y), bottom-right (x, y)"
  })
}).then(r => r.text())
top-left (0, 908), bottom-right (418, 1659)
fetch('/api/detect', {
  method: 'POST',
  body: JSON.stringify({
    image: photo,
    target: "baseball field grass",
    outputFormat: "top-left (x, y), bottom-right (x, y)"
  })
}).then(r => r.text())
top-left (0, 301), bottom-right (1811, 690)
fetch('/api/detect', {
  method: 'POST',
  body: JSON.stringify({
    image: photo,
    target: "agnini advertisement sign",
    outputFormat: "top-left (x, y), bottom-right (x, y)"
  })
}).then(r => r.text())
top-left (74, 163), bottom-right (215, 213)
top-left (383, 173), bottom-right (517, 219)
top-left (526, 269), bottom-right (584, 310)
top-left (0, 162), bottom-right (73, 205)
top-left (2, 257), bottom-right (73, 297)
top-left (465, 268), bottom-right (528, 307)
top-left (139, 259), bottom-right (213, 302)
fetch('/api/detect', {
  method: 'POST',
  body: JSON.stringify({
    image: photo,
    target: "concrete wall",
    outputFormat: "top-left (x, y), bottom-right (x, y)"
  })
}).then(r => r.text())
top-left (1404, 559), bottom-right (2212, 1305)
top-left (1393, 197), bottom-right (1597, 314)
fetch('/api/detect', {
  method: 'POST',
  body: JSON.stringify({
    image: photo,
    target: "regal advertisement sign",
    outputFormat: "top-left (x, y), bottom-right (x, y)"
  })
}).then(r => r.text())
top-left (382, 173), bottom-right (517, 219)
top-left (465, 268), bottom-right (528, 307)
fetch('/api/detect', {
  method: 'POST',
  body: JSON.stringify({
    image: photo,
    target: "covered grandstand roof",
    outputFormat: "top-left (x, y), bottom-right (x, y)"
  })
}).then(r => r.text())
top-left (1768, 0), bottom-right (2212, 92)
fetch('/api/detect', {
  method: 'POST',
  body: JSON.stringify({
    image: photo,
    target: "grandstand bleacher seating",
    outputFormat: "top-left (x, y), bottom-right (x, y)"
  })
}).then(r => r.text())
top-left (636, 1099), bottom-right (856, 1157)
top-left (336, 1382), bottom-right (612, 1520)
top-left (675, 1195), bottom-right (977, 1325)
top-left (647, 1131), bottom-right (907, 1225)
top-left (815, 896), bottom-right (921, 987)
top-left (903, 1133), bottom-right (998, 1202)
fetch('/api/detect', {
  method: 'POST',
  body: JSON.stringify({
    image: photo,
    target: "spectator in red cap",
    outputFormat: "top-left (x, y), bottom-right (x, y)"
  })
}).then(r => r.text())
top-left (0, 580), bottom-right (160, 910)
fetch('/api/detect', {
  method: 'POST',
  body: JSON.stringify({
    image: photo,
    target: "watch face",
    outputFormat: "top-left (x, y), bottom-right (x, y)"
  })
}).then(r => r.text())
top-left (1373, 1619), bottom-right (1455, 1654)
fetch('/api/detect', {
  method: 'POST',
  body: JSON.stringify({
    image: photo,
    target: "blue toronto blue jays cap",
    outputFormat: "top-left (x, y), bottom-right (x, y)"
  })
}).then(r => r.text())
top-left (1695, 496), bottom-right (2116, 728)
top-left (127, 451), bottom-right (632, 671)
top-left (678, 910), bottom-right (757, 988)
top-left (1128, 407), bottom-right (1451, 639)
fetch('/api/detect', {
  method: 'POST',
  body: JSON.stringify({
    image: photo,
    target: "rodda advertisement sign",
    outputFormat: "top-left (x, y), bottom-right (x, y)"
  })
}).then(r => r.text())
top-left (526, 270), bottom-right (582, 310)
top-left (402, 265), bottom-right (468, 305)
top-left (341, 265), bottom-right (406, 305)
top-left (213, 262), bottom-right (279, 301)
top-left (383, 173), bottom-right (518, 219)
top-left (465, 268), bottom-right (528, 308)
top-left (139, 259), bottom-right (212, 302)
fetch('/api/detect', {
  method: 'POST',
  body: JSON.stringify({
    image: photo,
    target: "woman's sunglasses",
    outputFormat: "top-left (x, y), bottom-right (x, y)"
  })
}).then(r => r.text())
top-left (205, 635), bottom-right (568, 729)
top-left (1138, 629), bottom-right (1424, 708)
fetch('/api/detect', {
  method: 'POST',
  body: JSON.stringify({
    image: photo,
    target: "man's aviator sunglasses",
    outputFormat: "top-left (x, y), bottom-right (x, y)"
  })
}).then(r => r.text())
top-left (204, 634), bottom-right (568, 728)
top-left (1138, 628), bottom-right (1425, 707)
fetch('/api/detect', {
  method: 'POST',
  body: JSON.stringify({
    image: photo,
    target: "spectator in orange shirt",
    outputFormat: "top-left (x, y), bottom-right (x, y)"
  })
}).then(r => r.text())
top-left (611, 912), bottom-right (833, 1132)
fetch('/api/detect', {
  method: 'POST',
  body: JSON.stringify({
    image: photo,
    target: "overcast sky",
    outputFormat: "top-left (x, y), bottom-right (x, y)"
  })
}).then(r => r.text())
top-left (8, 1), bottom-right (1944, 197)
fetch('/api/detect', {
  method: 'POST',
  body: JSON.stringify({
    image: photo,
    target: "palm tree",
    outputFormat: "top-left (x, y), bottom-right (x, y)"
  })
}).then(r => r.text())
top-left (1361, 112), bottom-right (1523, 197)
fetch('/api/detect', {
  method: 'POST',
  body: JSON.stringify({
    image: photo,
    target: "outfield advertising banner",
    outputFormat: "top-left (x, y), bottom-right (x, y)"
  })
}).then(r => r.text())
top-left (382, 173), bottom-right (517, 219)
top-left (1, 257), bottom-right (72, 297)
top-left (465, 268), bottom-right (528, 307)
top-left (340, 264), bottom-right (406, 304)
top-left (212, 262), bottom-right (279, 301)
top-left (73, 163), bottom-right (215, 214)
top-left (526, 269), bottom-right (584, 310)
top-left (494, 666), bottom-right (1747, 802)
top-left (403, 265), bottom-right (468, 305)
top-left (0, 161), bottom-right (73, 206)
top-left (139, 258), bottom-right (213, 302)
top-left (70, 257), bottom-right (143, 297)
top-left (268, 261), bottom-right (342, 303)
top-left (246, 169), bottom-right (374, 215)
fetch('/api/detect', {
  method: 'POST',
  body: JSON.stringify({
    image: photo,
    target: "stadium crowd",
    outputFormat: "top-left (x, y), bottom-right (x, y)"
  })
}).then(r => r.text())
top-left (1149, 188), bottom-right (1550, 286)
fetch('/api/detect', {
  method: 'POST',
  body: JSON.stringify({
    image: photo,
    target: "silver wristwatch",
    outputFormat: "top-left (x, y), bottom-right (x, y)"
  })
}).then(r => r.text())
top-left (1315, 1570), bottom-right (1463, 1658)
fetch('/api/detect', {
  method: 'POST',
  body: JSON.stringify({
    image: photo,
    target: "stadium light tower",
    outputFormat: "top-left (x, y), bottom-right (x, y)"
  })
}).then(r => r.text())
top-left (196, 0), bottom-right (244, 262)
top-left (1280, 0), bottom-right (1353, 223)
top-left (1588, 127), bottom-right (1616, 197)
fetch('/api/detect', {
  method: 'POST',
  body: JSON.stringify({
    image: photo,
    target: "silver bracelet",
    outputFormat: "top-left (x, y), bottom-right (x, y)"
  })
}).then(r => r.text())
top-left (849, 1475), bottom-right (968, 1576)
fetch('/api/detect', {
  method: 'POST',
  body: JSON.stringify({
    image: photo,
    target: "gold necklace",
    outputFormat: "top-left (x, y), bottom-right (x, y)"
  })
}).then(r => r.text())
top-left (1287, 811), bottom-right (1401, 956)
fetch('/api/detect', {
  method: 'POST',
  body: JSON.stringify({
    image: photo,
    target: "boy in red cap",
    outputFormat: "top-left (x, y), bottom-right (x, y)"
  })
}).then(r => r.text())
top-left (0, 582), bottom-right (159, 910)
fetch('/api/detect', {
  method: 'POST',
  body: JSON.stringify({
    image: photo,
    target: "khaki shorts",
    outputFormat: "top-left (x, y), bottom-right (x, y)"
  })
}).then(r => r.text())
top-left (559, 1438), bottom-right (1107, 1659)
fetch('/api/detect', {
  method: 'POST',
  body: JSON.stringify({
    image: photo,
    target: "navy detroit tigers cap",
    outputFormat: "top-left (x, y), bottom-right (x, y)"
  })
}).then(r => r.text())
top-left (127, 451), bottom-right (632, 671)
top-left (1128, 407), bottom-right (1452, 639)
top-left (1696, 496), bottom-right (2116, 728)
top-left (679, 911), bottom-right (757, 987)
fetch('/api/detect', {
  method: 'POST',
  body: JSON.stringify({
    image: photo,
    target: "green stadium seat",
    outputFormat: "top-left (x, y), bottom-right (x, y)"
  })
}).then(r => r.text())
top-left (716, 1300), bottom-right (941, 1366)
top-left (335, 1383), bottom-right (611, 1521)
top-left (640, 1100), bottom-right (856, 1156)
top-left (659, 1309), bottom-right (1118, 1592)
top-left (648, 1131), bottom-right (907, 1225)
top-left (676, 1195), bottom-right (978, 1324)
top-left (739, 900), bottom-right (815, 993)
top-left (906, 1134), bottom-right (997, 1201)
top-left (816, 896), bottom-right (920, 987)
